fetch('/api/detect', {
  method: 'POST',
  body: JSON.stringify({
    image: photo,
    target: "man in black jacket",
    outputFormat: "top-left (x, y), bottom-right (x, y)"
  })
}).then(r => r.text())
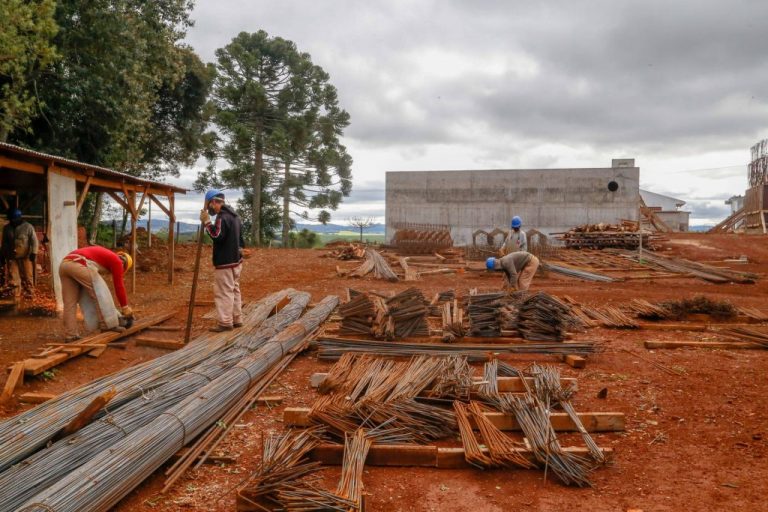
top-left (200, 190), bottom-right (245, 332)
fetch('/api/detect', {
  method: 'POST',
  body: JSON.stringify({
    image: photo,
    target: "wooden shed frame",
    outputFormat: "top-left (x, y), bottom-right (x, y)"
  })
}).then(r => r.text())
top-left (0, 142), bottom-right (186, 308)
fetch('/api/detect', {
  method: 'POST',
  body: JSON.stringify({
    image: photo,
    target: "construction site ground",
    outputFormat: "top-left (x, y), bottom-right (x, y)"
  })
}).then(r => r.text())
top-left (1, 233), bottom-right (766, 511)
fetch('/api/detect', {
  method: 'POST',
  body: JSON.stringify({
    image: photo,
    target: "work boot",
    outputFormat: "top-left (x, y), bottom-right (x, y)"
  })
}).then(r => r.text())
top-left (233, 322), bottom-right (243, 328)
top-left (209, 324), bottom-right (233, 333)
top-left (64, 335), bottom-right (81, 343)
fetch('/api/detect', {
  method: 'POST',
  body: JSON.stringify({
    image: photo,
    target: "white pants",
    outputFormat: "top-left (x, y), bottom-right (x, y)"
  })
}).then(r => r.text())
top-left (214, 264), bottom-right (242, 327)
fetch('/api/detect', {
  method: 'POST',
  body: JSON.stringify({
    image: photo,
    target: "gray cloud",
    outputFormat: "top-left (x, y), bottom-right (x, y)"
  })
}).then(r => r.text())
top-left (183, 0), bottom-right (762, 221)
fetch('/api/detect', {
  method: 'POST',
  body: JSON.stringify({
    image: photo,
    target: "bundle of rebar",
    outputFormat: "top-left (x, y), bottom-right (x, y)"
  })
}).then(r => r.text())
top-left (441, 299), bottom-right (465, 342)
top-left (338, 293), bottom-right (376, 335)
top-left (237, 427), bottom-right (325, 510)
top-left (719, 327), bottom-right (768, 348)
top-left (0, 290), bottom-right (293, 475)
top-left (618, 250), bottom-right (758, 284)
top-left (628, 298), bottom-right (671, 320)
top-left (349, 249), bottom-right (399, 281)
top-left (19, 295), bottom-right (339, 512)
top-left (517, 292), bottom-right (576, 341)
top-left (382, 287), bottom-right (429, 338)
top-left (0, 291), bottom-right (303, 511)
top-left (468, 291), bottom-right (506, 337)
top-left (317, 337), bottom-right (597, 360)
top-left (541, 262), bottom-right (616, 282)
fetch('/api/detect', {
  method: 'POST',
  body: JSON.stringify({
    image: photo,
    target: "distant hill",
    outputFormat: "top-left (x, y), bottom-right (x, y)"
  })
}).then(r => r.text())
top-left (689, 225), bottom-right (714, 232)
top-left (295, 223), bottom-right (385, 234)
top-left (102, 219), bottom-right (199, 233)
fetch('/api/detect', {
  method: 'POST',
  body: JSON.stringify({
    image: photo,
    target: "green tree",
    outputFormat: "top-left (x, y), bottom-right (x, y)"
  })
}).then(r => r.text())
top-left (0, 0), bottom-right (58, 141)
top-left (236, 188), bottom-right (282, 245)
top-left (200, 30), bottom-right (352, 246)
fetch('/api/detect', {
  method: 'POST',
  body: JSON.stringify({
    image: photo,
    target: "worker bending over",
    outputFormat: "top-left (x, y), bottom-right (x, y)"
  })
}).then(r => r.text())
top-left (502, 215), bottom-right (527, 254)
top-left (486, 251), bottom-right (539, 291)
top-left (200, 189), bottom-right (245, 332)
top-left (1, 209), bottom-right (39, 298)
top-left (59, 245), bottom-right (133, 342)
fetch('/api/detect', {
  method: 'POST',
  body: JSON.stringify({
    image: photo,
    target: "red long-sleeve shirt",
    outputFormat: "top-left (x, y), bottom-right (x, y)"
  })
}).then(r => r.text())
top-left (66, 246), bottom-right (128, 307)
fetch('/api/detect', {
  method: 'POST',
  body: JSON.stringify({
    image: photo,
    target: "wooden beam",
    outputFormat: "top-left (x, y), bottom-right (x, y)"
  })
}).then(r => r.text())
top-left (130, 191), bottom-right (137, 293)
top-left (0, 195), bottom-right (8, 209)
top-left (106, 191), bottom-right (131, 213)
top-left (167, 194), bottom-right (175, 285)
top-left (284, 407), bottom-right (624, 432)
top-left (310, 373), bottom-right (578, 393)
top-left (76, 176), bottom-right (93, 215)
top-left (644, 340), bottom-right (764, 350)
top-left (19, 392), bottom-right (57, 404)
top-left (0, 362), bottom-right (24, 404)
top-left (0, 155), bottom-right (45, 174)
top-left (121, 183), bottom-right (137, 217)
top-left (308, 444), bottom-right (613, 469)
top-left (561, 354), bottom-right (587, 369)
top-left (136, 337), bottom-right (185, 350)
top-left (60, 388), bottom-right (116, 437)
top-left (148, 193), bottom-right (172, 218)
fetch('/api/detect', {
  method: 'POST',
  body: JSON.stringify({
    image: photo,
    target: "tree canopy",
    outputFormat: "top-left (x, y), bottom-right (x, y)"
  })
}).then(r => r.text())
top-left (197, 30), bottom-right (352, 246)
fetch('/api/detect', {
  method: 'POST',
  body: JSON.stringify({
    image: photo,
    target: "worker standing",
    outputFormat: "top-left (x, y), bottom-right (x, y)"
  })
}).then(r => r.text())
top-left (200, 189), bottom-right (244, 332)
top-left (59, 245), bottom-right (133, 342)
top-left (1, 209), bottom-right (39, 298)
top-left (486, 251), bottom-right (540, 291)
top-left (501, 216), bottom-right (527, 255)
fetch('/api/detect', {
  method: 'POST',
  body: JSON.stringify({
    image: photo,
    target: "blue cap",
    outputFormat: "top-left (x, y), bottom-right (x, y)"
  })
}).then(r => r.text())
top-left (204, 189), bottom-right (224, 202)
top-left (8, 209), bottom-right (21, 221)
top-left (511, 216), bottom-right (522, 228)
top-left (486, 257), bottom-right (497, 270)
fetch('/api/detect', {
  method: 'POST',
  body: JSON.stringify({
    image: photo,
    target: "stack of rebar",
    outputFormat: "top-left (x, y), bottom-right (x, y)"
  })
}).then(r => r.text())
top-left (384, 287), bottom-right (429, 338)
top-left (628, 298), bottom-right (671, 320)
top-left (516, 292), bottom-right (575, 341)
top-left (468, 291), bottom-right (506, 337)
top-left (338, 293), bottom-right (376, 336)
top-left (17, 295), bottom-right (339, 512)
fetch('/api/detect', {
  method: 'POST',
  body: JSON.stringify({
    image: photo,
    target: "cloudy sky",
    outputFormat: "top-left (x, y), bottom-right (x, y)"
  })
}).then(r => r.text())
top-left (163, 0), bottom-right (767, 226)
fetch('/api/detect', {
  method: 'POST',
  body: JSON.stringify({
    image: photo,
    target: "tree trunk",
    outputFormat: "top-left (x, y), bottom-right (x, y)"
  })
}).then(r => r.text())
top-left (281, 160), bottom-right (291, 246)
top-left (88, 193), bottom-right (103, 245)
top-left (119, 210), bottom-right (129, 243)
top-left (251, 147), bottom-right (263, 246)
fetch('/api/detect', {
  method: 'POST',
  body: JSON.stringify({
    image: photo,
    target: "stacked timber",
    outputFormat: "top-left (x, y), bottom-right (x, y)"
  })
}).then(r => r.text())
top-left (556, 222), bottom-right (660, 250)
top-left (322, 243), bottom-right (366, 260)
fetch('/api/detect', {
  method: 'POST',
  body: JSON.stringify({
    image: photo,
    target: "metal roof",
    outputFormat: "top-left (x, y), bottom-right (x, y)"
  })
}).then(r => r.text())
top-left (0, 142), bottom-right (187, 194)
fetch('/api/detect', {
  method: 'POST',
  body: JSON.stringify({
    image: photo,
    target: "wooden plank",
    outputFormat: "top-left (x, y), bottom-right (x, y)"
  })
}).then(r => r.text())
top-left (0, 362), bottom-right (25, 404)
top-left (561, 354), bottom-right (587, 369)
top-left (255, 395), bottom-right (284, 406)
top-left (18, 392), bottom-right (57, 404)
top-left (60, 388), bottom-right (116, 437)
top-left (310, 444), bottom-right (613, 469)
top-left (18, 312), bottom-right (176, 376)
top-left (310, 374), bottom-right (578, 393)
top-left (145, 325), bottom-right (182, 332)
top-left (86, 346), bottom-right (108, 358)
top-left (284, 407), bottom-right (624, 432)
top-left (644, 340), bottom-right (763, 350)
top-left (136, 337), bottom-right (185, 350)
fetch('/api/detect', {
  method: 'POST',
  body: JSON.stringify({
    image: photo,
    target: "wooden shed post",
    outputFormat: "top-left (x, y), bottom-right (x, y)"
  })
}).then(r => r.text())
top-left (168, 194), bottom-right (175, 284)
top-left (130, 191), bottom-right (137, 293)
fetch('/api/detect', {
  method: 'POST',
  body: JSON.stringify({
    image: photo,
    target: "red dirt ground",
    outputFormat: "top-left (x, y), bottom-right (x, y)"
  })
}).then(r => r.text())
top-left (1, 233), bottom-right (767, 512)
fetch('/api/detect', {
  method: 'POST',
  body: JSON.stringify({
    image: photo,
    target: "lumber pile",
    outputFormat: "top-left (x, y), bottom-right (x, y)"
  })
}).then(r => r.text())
top-left (556, 222), bottom-right (660, 250)
top-left (322, 243), bottom-right (366, 260)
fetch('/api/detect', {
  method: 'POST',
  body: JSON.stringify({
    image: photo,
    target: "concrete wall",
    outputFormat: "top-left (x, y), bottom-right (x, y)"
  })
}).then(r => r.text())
top-left (656, 211), bottom-right (690, 232)
top-left (47, 171), bottom-right (78, 309)
top-left (385, 165), bottom-right (640, 245)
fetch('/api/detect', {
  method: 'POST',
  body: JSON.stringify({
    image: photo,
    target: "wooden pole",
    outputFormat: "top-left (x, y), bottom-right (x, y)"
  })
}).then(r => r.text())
top-left (184, 205), bottom-right (206, 343)
top-left (167, 195), bottom-right (175, 284)
top-left (130, 192), bottom-right (137, 294)
top-left (112, 219), bottom-right (117, 248)
top-left (147, 199), bottom-right (152, 249)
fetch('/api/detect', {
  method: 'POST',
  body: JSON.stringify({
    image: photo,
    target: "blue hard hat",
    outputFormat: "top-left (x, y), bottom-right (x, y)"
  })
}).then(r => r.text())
top-left (511, 216), bottom-right (522, 228)
top-left (8, 209), bottom-right (21, 221)
top-left (204, 189), bottom-right (224, 202)
top-left (486, 257), bottom-right (497, 270)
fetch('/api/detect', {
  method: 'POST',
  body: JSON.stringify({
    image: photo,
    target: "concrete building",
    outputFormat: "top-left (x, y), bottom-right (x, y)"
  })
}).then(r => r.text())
top-left (639, 189), bottom-right (690, 232)
top-left (385, 159), bottom-right (640, 245)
